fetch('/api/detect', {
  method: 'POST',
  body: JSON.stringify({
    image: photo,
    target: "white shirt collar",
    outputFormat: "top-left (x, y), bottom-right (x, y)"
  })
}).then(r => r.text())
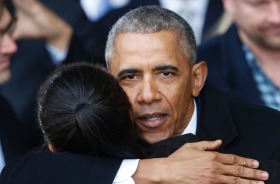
top-left (182, 99), bottom-right (197, 135)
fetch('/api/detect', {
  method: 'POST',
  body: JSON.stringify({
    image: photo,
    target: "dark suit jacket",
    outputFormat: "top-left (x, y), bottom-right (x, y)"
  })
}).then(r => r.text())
top-left (196, 84), bottom-right (280, 160)
top-left (198, 25), bottom-right (264, 106)
top-left (1, 84), bottom-right (280, 183)
top-left (196, 84), bottom-right (280, 183)
top-left (0, 95), bottom-right (26, 163)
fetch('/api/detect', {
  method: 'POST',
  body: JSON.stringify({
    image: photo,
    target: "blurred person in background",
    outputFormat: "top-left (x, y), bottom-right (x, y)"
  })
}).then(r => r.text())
top-left (0, 0), bottom-right (78, 152)
top-left (198, 0), bottom-right (280, 111)
top-left (0, 0), bottom-right (26, 171)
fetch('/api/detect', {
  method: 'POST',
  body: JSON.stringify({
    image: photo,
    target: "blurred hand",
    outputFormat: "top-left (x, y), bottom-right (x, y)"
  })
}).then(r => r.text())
top-left (12, 0), bottom-right (72, 49)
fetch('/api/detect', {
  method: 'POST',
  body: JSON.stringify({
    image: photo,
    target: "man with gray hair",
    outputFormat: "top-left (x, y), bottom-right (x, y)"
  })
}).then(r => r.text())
top-left (2, 5), bottom-right (280, 184)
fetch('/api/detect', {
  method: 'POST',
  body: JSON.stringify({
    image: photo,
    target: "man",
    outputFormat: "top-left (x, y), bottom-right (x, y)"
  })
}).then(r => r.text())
top-left (0, 0), bottom-right (26, 171)
top-left (0, 3), bottom-right (276, 184)
top-left (198, 0), bottom-right (280, 111)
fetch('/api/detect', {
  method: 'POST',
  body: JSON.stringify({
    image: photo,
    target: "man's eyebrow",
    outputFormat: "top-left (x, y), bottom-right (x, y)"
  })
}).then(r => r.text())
top-left (153, 65), bottom-right (179, 72)
top-left (117, 68), bottom-right (141, 78)
top-left (0, 8), bottom-right (3, 20)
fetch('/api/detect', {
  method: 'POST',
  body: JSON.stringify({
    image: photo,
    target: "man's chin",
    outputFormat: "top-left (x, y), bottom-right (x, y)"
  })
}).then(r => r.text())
top-left (142, 133), bottom-right (170, 144)
top-left (256, 36), bottom-right (280, 50)
top-left (0, 69), bottom-right (11, 85)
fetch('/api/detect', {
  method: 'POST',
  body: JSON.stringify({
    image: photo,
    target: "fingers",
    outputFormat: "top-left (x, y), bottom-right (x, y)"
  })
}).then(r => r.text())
top-left (183, 140), bottom-right (222, 151)
top-left (215, 174), bottom-right (266, 184)
top-left (216, 153), bottom-right (259, 168)
top-left (210, 153), bottom-right (269, 181)
top-left (221, 164), bottom-right (269, 181)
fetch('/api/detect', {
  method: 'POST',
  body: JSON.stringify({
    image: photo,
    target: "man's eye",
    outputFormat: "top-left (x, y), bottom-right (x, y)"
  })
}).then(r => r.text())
top-left (123, 74), bottom-right (137, 80)
top-left (159, 72), bottom-right (173, 77)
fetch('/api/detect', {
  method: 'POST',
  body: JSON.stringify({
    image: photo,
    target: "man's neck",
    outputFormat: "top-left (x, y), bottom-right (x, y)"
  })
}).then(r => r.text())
top-left (239, 30), bottom-right (280, 87)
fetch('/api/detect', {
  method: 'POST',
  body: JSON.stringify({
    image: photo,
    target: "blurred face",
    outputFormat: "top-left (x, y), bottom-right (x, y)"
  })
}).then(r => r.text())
top-left (224, 0), bottom-right (280, 50)
top-left (109, 31), bottom-right (207, 143)
top-left (0, 7), bottom-right (17, 84)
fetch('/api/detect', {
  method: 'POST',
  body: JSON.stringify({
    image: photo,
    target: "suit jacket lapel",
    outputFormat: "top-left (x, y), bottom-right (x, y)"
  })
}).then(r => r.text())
top-left (195, 84), bottom-right (238, 148)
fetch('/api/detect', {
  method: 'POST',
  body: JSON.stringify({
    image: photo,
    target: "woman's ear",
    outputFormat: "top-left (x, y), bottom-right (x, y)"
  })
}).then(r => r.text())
top-left (191, 61), bottom-right (208, 97)
top-left (48, 143), bottom-right (58, 153)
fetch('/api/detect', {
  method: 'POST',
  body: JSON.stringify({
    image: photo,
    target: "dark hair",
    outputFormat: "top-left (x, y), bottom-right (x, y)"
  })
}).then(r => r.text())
top-left (37, 62), bottom-right (142, 158)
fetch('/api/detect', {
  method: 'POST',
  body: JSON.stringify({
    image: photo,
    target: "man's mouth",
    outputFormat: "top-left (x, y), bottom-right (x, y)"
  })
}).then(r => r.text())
top-left (136, 113), bottom-right (167, 128)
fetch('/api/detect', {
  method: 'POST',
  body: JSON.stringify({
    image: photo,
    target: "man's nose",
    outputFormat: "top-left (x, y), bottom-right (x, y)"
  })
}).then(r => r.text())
top-left (268, 2), bottom-right (280, 24)
top-left (0, 34), bottom-right (18, 55)
top-left (137, 77), bottom-right (162, 104)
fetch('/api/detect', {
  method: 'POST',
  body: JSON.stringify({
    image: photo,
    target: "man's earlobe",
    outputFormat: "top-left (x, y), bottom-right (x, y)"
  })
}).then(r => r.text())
top-left (222, 0), bottom-right (235, 15)
top-left (191, 61), bottom-right (208, 97)
top-left (48, 143), bottom-right (58, 153)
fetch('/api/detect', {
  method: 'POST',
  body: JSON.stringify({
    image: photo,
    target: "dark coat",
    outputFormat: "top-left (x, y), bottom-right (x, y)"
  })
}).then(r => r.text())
top-left (198, 25), bottom-right (264, 105)
top-left (0, 95), bottom-right (26, 163)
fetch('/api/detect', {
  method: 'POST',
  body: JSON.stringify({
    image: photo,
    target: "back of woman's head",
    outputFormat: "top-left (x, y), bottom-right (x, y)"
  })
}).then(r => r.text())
top-left (38, 62), bottom-right (138, 157)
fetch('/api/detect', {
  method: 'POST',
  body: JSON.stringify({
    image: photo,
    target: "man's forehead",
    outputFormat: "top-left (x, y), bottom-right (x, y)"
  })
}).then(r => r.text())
top-left (109, 54), bottom-right (183, 75)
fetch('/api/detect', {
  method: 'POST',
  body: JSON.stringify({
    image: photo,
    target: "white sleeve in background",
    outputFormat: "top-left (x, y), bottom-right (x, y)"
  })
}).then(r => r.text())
top-left (113, 159), bottom-right (139, 184)
top-left (45, 44), bottom-right (68, 65)
top-left (0, 142), bottom-right (6, 172)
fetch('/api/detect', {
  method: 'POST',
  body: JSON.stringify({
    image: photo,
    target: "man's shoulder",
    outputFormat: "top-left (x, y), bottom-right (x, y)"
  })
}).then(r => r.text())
top-left (198, 84), bottom-right (280, 159)
top-left (203, 84), bottom-right (280, 125)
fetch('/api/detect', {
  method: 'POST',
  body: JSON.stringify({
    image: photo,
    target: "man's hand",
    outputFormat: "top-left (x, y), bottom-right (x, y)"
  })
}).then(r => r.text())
top-left (12, 0), bottom-right (72, 49)
top-left (133, 140), bottom-right (268, 184)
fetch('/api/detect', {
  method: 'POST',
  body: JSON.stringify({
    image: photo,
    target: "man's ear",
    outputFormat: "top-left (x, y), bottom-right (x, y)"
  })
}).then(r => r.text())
top-left (191, 61), bottom-right (208, 97)
top-left (48, 143), bottom-right (58, 153)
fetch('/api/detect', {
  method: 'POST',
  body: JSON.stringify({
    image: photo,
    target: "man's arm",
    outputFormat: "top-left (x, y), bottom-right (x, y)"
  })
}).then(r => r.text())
top-left (13, 0), bottom-right (101, 65)
top-left (13, 0), bottom-right (72, 50)
top-left (133, 140), bottom-right (269, 184)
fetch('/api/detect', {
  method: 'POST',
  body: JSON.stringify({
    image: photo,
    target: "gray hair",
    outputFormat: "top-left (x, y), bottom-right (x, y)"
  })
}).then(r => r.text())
top-left (105, 5), bottom-right (197, 68)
